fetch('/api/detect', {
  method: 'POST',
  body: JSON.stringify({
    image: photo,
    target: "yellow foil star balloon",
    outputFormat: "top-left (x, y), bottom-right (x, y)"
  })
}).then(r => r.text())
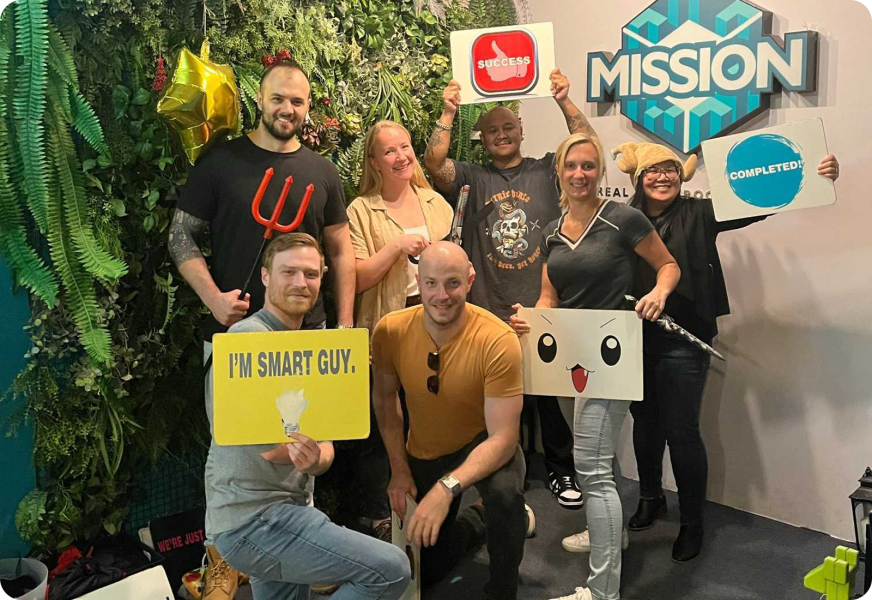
top-left (158, 41), bottom-right (239, 164)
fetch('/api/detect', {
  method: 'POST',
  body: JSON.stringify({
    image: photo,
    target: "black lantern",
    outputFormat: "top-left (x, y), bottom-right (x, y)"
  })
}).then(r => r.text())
top-left (849, 467), bottom-right (872, 559)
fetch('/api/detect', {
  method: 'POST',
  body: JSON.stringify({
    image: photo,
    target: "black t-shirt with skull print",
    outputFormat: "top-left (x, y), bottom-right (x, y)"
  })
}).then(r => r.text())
top-left (450, 154), bottom-right (560, 322)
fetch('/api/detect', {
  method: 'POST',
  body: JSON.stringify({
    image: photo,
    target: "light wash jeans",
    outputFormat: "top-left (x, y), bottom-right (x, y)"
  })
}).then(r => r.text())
top-left (213, 503), bottom-right (411, 600)
top-left (573, 398), bottom-right (631, 600)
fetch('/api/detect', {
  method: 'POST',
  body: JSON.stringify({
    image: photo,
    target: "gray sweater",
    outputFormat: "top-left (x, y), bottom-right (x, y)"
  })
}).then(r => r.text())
top-left (204, 309), bottom-right (314, 538)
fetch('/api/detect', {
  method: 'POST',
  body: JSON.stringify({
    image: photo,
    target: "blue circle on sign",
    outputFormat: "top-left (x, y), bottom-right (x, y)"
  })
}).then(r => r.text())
top-left (725, 134), bottom-right (805, 209)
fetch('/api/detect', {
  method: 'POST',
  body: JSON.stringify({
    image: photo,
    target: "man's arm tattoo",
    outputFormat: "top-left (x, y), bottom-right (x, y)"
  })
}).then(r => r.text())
top-left (168, 209), bottom-right (208, 266)
top-left (426, 129), bottom-right (447, 151)
top-left (424, 130), bottom-right (456, 193)
top-left (566, 112), bottom-right (597, 138)
top-left (431, 159), bottom-right (456, 194)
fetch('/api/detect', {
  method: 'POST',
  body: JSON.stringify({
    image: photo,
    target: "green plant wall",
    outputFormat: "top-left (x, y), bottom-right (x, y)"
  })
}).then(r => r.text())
top-left (0, 259), bottom-right (35, 558)
top-left (0, 0), bottom-right (523, 556)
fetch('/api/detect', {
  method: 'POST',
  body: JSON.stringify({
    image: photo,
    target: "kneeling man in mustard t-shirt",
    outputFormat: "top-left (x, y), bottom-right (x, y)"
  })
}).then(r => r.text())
top-left (372, 241), bottom-right (533, 600)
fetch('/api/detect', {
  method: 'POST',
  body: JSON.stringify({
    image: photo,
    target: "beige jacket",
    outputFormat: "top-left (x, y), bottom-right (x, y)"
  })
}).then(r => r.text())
top-left (347, 186), bottom-right (453, 335)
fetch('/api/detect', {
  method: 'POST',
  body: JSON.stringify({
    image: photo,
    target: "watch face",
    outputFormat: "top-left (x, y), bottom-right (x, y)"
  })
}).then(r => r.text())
top-left (441, 476), bottom-right (461, 496)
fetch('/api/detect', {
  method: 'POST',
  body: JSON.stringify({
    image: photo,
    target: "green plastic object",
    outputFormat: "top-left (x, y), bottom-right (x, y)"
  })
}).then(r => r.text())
top-left (804, 546), bottom-right (860, 600)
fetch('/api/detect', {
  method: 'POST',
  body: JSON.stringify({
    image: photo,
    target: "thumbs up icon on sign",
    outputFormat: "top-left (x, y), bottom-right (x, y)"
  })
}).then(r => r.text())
top-left (486, 41), bottom-right (528, 82)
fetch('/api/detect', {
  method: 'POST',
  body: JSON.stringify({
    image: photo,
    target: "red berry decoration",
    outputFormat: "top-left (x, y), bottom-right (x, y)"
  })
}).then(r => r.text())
top-left (152, 56), bottom-right (167, 92)
top-left (275, 49), bottom-right (291, 62)
top-left (261, 54), bottom-right (276, 68)
top-left (322, 97), bottom-right (330, 106)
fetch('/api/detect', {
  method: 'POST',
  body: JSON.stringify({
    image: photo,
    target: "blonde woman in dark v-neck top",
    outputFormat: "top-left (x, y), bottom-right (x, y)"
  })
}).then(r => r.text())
top-left (510, 132), bottom-right (680, 600)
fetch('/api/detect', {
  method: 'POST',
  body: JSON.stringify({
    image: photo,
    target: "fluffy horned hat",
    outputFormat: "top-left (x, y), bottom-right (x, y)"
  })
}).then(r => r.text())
top-left (611, 142), bottom-right (697, 186)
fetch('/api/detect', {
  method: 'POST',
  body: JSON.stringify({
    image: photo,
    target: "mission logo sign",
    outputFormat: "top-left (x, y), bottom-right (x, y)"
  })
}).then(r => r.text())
top-left (587, 0), bottom-right (818, 153)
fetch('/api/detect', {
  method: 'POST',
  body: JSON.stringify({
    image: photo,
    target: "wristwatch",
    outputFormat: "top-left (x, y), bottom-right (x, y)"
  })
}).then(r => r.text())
top-left (335, 324), bottom-right (352, 330)
top-left (439, 475), bottom-right (462, 498)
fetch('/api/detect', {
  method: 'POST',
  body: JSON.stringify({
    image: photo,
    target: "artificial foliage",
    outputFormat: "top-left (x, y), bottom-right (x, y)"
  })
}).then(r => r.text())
top-left (1, 0), bottom-right (526, 555)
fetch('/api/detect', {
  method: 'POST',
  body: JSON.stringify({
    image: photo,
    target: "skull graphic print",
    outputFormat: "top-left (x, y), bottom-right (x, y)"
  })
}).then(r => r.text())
top-left (492, 201), bottom-right (529, 260)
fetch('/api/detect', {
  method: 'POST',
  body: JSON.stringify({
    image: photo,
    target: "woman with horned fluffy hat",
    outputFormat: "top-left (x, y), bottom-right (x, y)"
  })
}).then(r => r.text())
top-left (605, 142), bottom-right (839, 564)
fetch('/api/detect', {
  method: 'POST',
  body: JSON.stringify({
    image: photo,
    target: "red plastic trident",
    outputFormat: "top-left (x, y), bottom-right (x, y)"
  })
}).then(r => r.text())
top-left (238, 168), bottom-right (314, 299)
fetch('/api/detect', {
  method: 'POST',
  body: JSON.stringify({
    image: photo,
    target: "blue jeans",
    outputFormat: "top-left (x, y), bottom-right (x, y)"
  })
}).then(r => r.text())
top-left (573, 398), bottom-right (631, 600)
top-left (213, 503), bottom-right (411, 600)
top-left (630, 333), bottom-right (711, 525)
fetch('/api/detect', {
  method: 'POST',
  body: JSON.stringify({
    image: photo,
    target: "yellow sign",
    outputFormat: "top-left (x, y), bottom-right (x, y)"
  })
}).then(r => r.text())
top-left (212, 329), bottom-right (370, 445)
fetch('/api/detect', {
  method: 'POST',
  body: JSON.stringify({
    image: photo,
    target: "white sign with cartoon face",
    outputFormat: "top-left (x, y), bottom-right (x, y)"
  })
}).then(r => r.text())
top-left (519, 308), bottom-right (643, 400)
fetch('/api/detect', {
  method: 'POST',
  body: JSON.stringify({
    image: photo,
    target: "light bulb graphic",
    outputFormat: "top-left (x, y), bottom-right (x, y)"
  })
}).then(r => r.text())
top-left (275, 389), bottom-right (308, 437)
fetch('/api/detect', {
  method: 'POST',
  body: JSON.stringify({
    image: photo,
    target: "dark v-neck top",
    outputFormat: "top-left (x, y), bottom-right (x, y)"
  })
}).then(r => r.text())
top-left (540, 200), bottom-right (653, 310)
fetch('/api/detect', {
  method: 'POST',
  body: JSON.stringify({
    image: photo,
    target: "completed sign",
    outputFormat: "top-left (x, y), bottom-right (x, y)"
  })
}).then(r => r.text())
top-left (212, 329), bottom-right (370, 445)
top-left (519, 308), bottom-right (642, 400)
top-left (450, 23), bottom-right (555, 103)
top-left (702, 118), bottom-right (836, 222)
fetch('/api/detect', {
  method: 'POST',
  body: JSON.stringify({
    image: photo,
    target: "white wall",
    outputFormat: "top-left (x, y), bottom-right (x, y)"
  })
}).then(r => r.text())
top-left (519, 0), bottom-right (872, 541)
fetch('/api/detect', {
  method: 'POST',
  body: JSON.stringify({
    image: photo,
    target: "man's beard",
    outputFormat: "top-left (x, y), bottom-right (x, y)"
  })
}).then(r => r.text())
top-left (268, 287), bottom-right (314, 321)
top-left (262, 113), bottom-right (301, 141)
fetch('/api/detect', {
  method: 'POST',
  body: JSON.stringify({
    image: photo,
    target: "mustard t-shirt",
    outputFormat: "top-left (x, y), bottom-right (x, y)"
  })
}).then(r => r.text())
top-left (372, 304), bottom-right (523, 459)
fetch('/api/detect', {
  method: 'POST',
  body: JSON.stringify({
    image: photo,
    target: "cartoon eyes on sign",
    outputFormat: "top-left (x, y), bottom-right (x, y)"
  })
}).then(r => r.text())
top-left (275, 390), bottom-right (309, 437)
top-left (536, 316), bottom-right (623, 394)
top-left (520, 308), bottom-right (643, 400)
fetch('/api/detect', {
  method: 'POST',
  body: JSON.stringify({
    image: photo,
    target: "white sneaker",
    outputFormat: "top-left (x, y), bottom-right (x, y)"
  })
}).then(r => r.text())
top-left (549, 586), bottom-right (593, 600)
top-left (561, 527), bottom-right (629, 553)
top-left (525, 504), bottom-right (536, 538)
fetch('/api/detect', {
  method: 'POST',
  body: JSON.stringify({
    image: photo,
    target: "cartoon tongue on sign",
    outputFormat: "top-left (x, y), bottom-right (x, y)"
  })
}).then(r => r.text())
top-left (570, 365), bottom-right (591, 393)
top-left (520, 308), bottom-right (643, 401)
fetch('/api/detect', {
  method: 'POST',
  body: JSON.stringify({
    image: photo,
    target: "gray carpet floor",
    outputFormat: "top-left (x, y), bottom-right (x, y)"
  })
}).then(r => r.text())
top-left (237, 454), bottom-right (865, 600)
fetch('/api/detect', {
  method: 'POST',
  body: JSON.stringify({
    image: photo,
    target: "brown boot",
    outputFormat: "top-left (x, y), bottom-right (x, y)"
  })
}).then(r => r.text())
top-left (203, 546), bottom-right (240, 600)
top-left (310, 583), bottom-right (340, 595)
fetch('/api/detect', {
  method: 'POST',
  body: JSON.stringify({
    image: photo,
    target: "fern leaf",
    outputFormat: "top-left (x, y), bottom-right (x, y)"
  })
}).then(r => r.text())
top-left (0, 34), bottom-right (55, 302)
top-left (12, 0), bottom-right (50, 233)
top-left (69, 89), bottom-right (107, 155)
top-left (47, 107), bottom-right (127, 282)
top-left (0, 89), bottom-right (57, 305)
top-left (455, 104), bottom-right (472, 161)
top-left (153, 273), bottom-right (177, 334)
top-left (45, 166), bottom-right (110, 364)
top-left (1, 226), bottom-right (59, 304)
top-left (0, 15), bottom-right (9, 120)
top-left (46, 23), bottom-right (76, 87)
top-left (235, 64), bottom-right (261, 126)
top-left (336, 136), bottom-right (366, 201)
top-left (50, 72), bottom-right (72, 122)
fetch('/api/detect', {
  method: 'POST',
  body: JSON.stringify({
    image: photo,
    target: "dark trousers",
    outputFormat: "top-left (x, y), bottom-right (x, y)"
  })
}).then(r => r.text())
top-left (407, 431), bottom-right (527, 600)
top-left (336, 377), bottom-right (391, 520)
top-left (348, 406), bottom-right (391, 519)
top-left (630, 334), bottom-right (711, 525)
top-left (522, 394), bottom-right (575, 478)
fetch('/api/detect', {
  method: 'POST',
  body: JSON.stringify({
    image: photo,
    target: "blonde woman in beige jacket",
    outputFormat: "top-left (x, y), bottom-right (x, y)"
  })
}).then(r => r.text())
top-left (348, 121), bottom-right (453, 334)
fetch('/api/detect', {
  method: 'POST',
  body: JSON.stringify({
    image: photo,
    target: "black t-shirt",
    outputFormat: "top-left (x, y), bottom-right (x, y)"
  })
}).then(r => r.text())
top-left (177, 136), bottom-right (347, 339)
top-left (451, 155), bottom-right (561, 321)
top-left (541, 201), bottom-right (653, 310)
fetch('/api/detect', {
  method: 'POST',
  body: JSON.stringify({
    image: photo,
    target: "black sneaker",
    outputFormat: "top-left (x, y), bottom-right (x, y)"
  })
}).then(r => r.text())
top-left (549, 472), bottom-right (584, 509)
